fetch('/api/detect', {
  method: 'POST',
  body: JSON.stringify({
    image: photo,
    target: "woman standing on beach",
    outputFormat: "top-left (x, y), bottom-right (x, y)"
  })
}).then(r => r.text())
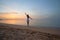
top-left (25, 13), bottom-right (32, 27)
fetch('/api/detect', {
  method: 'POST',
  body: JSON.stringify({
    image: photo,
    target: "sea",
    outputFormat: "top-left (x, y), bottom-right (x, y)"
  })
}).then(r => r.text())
top-left (0, 19), bottom-right (60, 29)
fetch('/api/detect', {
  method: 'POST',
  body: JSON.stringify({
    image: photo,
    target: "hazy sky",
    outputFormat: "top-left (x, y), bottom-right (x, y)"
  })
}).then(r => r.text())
top-left (0, 0), bottom-right (60, 27)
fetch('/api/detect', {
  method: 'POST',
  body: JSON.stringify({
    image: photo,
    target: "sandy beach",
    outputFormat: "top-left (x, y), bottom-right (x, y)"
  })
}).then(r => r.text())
top-left (0, 23), bottom-right (60, 40)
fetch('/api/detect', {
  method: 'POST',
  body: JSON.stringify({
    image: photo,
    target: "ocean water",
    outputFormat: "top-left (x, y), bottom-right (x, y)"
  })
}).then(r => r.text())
top-left (0, 19), bottom-right (60, 27)
top-left (0, 19), bottom-right (26, 25)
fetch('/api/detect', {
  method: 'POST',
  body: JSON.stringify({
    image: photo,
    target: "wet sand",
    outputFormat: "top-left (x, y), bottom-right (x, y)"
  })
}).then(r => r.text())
top-left (0, 23), bottom-right (60, 40)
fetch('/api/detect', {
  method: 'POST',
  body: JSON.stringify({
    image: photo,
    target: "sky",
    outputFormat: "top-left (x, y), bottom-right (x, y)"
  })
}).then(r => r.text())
top-left (0, 0), bottom-right (60, 27)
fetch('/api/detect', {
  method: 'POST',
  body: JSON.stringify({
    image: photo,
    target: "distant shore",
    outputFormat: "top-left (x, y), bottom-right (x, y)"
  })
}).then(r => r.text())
top-left (0, 23), bottom-right (60, 40)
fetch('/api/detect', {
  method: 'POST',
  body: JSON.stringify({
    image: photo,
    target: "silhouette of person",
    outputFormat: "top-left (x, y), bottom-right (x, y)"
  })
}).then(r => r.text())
top-left (25, 13), bottom-right (32, 27)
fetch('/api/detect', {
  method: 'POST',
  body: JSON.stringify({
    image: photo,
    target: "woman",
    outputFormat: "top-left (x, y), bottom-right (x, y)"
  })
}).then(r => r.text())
top-left (25, 13), bottom-right (32, 27)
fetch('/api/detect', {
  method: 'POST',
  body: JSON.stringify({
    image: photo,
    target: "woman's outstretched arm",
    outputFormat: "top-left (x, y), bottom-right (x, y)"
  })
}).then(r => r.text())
top-left (25, 13), bottom-right (27, 15)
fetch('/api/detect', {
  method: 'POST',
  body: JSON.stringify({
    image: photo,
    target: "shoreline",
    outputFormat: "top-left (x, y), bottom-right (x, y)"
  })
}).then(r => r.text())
top-left (0, 23), bottom-right (60, 40)
top-left (0, 23), bottom-right (60, 36)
